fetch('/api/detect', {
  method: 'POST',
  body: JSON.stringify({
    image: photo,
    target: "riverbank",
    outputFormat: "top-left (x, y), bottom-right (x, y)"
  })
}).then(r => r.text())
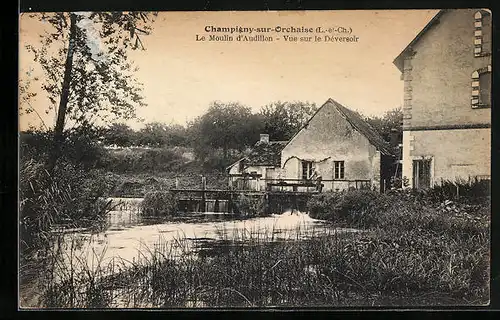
top-left (28, 221), bottom-right (487, 308)
top-left (20, 184), bottom-right (490, 308)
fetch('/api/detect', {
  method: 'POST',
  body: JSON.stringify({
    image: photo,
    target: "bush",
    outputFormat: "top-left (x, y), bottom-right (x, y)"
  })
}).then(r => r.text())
top-left (99, 147), bottom-right (186, 174)
top-left (421, 178), bottom-right (490, 204)
top-left (20, 130), bottom-right (105, 170)
top-left (141, 191), bottom-right (178, 217)
top-left (233, 194), bottom-right (266, 217)
top-left (306, 192), bottom-right (341, 220)
top-left (307, 189), bottom-right (378, 223)
top-left (308, 180), bottom-right (490, 229)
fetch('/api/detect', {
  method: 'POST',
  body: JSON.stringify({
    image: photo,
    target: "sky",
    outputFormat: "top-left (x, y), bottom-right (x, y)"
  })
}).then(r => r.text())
top-left (19, 10), bottom-right (438, 131)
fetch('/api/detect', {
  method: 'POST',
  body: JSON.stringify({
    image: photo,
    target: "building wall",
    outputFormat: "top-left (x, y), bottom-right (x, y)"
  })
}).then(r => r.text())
top-left (400, 9), bottom-right (491, 186)
top-left (402, 9), bottom-right (491, 129)
top-left (228, 162), bottom-right (281, 191)
top-left (280, 102), bottom-right (381, 191)
top-left (402, 128), bottom-right (490, 186)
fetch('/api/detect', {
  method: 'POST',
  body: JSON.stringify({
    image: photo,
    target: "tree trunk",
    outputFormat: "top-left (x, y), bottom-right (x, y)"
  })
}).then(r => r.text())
top-left (47, 13), bottom-right (77, 173)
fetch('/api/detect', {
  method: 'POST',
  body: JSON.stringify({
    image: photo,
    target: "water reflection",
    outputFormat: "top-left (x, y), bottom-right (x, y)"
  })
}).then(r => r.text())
top-left (60, 197), bottom-right (356, 274)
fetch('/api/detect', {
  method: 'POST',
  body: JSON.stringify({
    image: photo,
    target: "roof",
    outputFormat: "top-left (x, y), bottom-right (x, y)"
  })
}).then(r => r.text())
top-left (331, 99), bottom-right (393, 155)
top-left (393, 10), bottom-right (445, 72)
top-left (246, 140), bottom-right (287, 166)
top-left (283, 99), bottom-right (394, 156)
top-left (227, 140), bottom-right (287, 170)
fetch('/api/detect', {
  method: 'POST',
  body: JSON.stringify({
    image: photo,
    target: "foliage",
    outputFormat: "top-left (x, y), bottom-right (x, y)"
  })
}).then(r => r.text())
top-left (364, 107), bottom-right (403, 142)
top-left (36, 209), bottom-right (489, 307)
top-left (418, 178), bottom-right (491, 204)
top-left (188, 101), bottom-right (262, 161)
top-left (19, 158), bottom-right (112, 260)
top-left (199, 148), bottom-right (243, 172)
top-left (308, 181), bottom-right (490, 233)
top-left (20, 129), bottom-right (106, 170)
top-left (29, 180), bottom-right (489, 308)
top-left (306, 192), bottom-right (342, 220)
top-left (390, 175), bottom-right (409, 189)
top-left (258, 101), bottom-right (318, 141)
top-left (99, 123), bottom-right (136, 147)
top-left (22, 12), bottom-right (157, 131)
top-left (134, 122), bottom-right (188, 147)
top-left (233, 195), bottom-right (267, 217)
top-left (141, 191), bottom-right (178, 217)
top-left (98, 147), bottom-right (186, 174)
top-left (307, 189), bottom-right (379, 222)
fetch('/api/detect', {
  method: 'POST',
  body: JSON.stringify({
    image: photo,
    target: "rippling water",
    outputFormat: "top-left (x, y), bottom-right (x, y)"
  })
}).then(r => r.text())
top-left (57, 197), bottom-right (357, 274)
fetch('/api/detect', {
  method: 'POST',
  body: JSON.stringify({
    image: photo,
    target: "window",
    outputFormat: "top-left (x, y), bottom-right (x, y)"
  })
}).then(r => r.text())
top-left (474, 10), bottom-right (491, 57)
top-left (334, 161), bottom-right (345, 179)
top-left (479, 72), bottom-right (491, 105)
top-left (413, 159), bottom-right (431, 189)
top-left (472, 66), bottom-right (492, 108)
top-left (302, 161), bottom-right (314, 180)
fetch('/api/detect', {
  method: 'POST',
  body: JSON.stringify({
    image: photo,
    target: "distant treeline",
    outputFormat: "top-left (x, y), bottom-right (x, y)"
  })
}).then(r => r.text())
top-left (98, 101), bottom-right (321, 149)
top-left (98, 101), bottom-right (401, 156)
top-left (20, 101), bottom-right (402, 169)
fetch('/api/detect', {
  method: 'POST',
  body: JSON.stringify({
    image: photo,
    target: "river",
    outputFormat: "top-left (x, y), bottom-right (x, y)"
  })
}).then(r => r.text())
top-left (55, 197), bottom-right (358, 276)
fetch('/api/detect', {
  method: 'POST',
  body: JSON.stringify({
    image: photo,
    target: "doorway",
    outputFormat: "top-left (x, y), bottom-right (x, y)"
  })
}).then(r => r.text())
top-left (413, 159), bottom-right (431, 189)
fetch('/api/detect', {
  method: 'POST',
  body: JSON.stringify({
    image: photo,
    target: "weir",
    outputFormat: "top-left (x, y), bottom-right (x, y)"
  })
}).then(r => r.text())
top-left (170, 188), bottom-right (316, 215)
top-left (167, 176), bottom-right (371, 215)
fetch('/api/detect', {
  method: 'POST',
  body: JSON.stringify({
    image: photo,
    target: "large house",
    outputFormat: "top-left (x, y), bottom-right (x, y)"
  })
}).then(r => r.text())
top-left (228, 99), bottom-right (397, 192)
top-left (393, 9), bottom-right (491, 189)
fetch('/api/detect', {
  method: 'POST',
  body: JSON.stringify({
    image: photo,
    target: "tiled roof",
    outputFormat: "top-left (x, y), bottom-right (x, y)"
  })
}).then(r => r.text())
top-left (282, 99), bottom-right (395, 156)
top-left (330, 99), bottom-right (394, 156)
top-left (245, 140), bottom-right (287, 166)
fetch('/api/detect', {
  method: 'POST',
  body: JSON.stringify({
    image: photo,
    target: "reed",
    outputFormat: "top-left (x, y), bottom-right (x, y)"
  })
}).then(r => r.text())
top-left (28, 207), bottom-right (488, 308)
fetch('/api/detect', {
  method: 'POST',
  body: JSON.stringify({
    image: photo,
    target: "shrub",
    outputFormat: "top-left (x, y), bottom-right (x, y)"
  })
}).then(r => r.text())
top-left (307, 192), bottom-right (341, 220)
top-left (141, 191), bottom-right (178, 217)
top-left (334, 189), bottom-right (379, 220)
top-left (20, 130), bottom-right (105, 170)
top-left (99, 147), bottom-right (186, 174)
top-left (233, 195), bottom-right (266, 217)
top-left (422, 178), bottom-right (490, 204)
top-left (307, 189), bottom-right (378, 223)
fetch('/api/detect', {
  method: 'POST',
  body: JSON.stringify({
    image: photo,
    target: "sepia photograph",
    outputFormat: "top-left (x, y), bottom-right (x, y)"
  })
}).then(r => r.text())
top-left (18, 8), bottom-right (491, 309)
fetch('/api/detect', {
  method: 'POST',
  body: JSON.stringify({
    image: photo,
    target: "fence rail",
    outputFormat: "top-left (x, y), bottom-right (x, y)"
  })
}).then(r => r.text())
top-left (228, 176), bottom-right (371, 192)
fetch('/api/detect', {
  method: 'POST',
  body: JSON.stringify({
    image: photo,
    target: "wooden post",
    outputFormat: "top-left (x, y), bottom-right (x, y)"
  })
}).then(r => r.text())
top-left (201, 176), bottom-right (206, 213)
top-left (264, 192), bottom-right (269, 214)
top-left (228, 192), bottom-right (232, 214)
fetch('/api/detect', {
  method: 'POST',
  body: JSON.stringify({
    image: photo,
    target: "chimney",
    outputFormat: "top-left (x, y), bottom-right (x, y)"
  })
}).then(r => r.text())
top-left (260, 134), bottom-right (270, 144)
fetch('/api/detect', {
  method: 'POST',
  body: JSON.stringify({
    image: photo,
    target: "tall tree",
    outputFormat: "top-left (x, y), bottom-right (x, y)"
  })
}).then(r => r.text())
top-left (258, 101), bottom-right (318, 141)
top-left (102, 123), bottom-right (136, 147)
top-left (364, 107), bottom-right (403, 142)
top-left (23, 11), bottom-right (158, 171)
top-left (189, 101), bottom-right (262, 161)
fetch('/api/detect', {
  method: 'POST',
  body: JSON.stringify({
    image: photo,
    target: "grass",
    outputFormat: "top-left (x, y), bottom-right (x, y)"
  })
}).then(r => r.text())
top-left (20, 181), bottom-right (490, 309)
top-left (23, 205), bottom-right (489, 308)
